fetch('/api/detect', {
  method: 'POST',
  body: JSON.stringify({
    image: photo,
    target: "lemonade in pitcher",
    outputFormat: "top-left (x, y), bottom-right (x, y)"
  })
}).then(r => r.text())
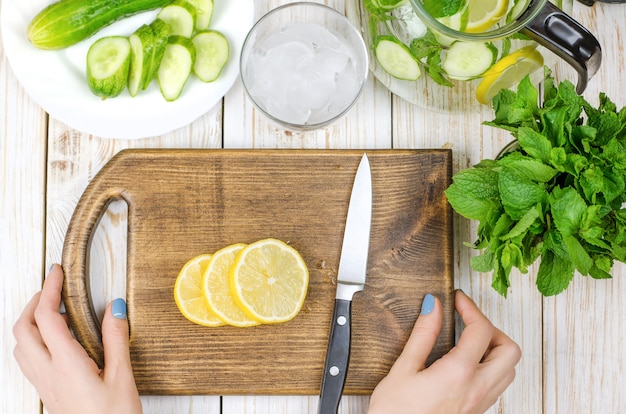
top-left (361, 0), bottom-right (583, 109)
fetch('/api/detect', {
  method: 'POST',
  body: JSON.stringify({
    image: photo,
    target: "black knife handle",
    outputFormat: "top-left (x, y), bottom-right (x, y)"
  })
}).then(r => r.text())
top-left (318, 299), bottom-right (352, 414)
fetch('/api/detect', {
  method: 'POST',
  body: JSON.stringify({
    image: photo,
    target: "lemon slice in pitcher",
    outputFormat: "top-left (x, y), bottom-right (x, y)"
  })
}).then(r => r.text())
top-left (465, 0), bottom-right (509, 33)
top-left (174, 254), bottom-right (225, 327)
top-left (475, 46), bottom-right (544, 104)
top-left (230, 239), bottom-right (309, 324)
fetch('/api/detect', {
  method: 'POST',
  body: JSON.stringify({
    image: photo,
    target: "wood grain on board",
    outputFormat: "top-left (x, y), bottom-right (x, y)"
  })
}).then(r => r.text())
top-left (61, 149), bottom-right (455, 395)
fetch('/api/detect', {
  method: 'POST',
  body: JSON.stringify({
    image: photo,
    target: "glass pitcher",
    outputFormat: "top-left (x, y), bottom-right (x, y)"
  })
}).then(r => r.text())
top-left (352, 0), bottom-right (601, 112)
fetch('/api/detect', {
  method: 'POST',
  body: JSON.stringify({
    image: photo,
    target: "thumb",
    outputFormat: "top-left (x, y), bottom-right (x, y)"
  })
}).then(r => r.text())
top-left (391, 294), bottom-right (443, 374)
top-left (101, 298), bottom-right (134, 382)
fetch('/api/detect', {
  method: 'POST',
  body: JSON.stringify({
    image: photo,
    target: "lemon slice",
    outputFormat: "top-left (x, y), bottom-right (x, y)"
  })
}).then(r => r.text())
top-left (230, 238), bottom-right (309, 324)
top-left (203, 243), bottom-right (260, 327)
top-left (174, 254), bottom-right (225, 327)
top-left (465, 0), bottom-right (509, 33)
top-left (475, 46), bottom-right (544, 104)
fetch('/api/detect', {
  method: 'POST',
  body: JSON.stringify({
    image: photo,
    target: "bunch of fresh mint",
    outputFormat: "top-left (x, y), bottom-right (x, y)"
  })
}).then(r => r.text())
top-left (445, 69), bottom-right (626, 296)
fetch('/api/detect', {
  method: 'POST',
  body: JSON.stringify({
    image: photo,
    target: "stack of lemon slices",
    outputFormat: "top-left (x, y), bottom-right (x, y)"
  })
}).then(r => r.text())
top-left (174, 238), bottom-right (309, 327)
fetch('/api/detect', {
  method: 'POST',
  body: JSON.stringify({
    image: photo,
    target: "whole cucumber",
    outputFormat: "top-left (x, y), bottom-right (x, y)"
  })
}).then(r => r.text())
top-left (27, 0), bottom-right (173, 50)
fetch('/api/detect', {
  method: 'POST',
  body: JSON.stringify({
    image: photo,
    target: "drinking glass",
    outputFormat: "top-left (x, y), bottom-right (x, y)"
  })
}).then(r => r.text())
top-left (240, 2), bottom-right (369, 130)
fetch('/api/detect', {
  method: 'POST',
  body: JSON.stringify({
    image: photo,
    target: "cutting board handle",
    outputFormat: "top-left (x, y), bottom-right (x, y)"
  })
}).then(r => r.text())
top-left (62, 171), bottom-right (127, 368)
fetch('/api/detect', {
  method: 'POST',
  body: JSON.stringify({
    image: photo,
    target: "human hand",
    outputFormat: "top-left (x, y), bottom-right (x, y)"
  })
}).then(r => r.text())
top-left (368, 290), bottom-right (521, 414)
top-left (13, 264), bottom-right (142, 414)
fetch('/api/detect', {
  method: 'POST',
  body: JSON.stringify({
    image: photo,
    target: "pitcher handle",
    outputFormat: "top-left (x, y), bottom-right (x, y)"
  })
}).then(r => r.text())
top-left (520, 0), bottom-right (601, 94)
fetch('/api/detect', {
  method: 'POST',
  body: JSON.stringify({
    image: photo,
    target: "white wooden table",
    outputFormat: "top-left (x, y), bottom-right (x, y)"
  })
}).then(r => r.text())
top-left (2, 1), bottom-right (625, 413)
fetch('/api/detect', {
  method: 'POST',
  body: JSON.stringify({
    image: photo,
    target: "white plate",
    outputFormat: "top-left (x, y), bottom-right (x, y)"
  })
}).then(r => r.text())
top-left (0, 0), bottom-right (254, 139)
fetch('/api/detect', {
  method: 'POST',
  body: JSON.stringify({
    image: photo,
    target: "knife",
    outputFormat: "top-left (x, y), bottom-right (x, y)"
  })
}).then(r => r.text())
top-left (318, 153), bottom-right (372, 414)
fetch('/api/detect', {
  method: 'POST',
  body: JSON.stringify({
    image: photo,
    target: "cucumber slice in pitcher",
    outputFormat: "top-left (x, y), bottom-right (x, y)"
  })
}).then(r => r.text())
top-left (374, 35), bottom-right (421, 81)
top-left (442, 41), bottom-right (496, 80)
top-left (128, 24), bottom-right (155, 97)
top-left (191, 30), bottom-right (229, 82)
top-left (188, 0), bottom-right (213, 30)
top-left (158, 35), bottom-right (196, 101)
top-left (86, 36), bottom-right (131, 98)
top-left (157, 0), bottom-right (197, 37)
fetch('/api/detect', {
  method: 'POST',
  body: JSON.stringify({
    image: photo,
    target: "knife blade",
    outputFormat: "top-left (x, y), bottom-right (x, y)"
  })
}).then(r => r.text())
top-left (318, 153), bottom-right (372, 414)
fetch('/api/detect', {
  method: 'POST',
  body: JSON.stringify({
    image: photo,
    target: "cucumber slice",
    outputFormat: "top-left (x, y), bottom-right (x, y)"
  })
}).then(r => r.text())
top-left (86, 36), bottom-right (131, 98)
top-left (374, 35), bottom-right (421, 81)
top-left (435, 8), bottom-right (469, 46)
top-left (187, 0), bottom-right (213, 30)
top-left (144, 19), bottom-right (172, 90)
top-left (158, 35), bottom-right (196, 101)
top-left (442, 41), bottom-right (496, 80)
top-left (128, 25), bottom-right (155, 97)
top-left (191, 30), bottom-right (229, 82)
top-left (507, 0), bottom-right (531, 23)
top-left (157, 0), bottom-right (197, 37)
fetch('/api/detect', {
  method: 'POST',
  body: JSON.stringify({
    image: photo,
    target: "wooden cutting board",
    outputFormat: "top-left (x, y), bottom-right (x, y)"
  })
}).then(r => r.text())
top-left (62, 149), bottom-right (455, 395)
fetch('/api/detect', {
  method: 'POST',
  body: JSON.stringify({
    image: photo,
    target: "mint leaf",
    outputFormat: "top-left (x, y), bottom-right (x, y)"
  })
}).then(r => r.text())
top-left (563, 234), bottom-right (593, 275)
top-left (497, 153), bottom-right (558, 183)
top-left (426, 52), bottom-right (454, 87)
top-left (491, 261), bottom-right (510, 297)
top-left (549, 187), bottom-right (586, 236)
top-left (498, 168), bottom-right (547, 220)
top-left (445, 168), bottom-right (500, 221)
top-left (471, 251), bottom-right (494, 272)
top-left (600, 168), bottom-right (625, 204)
top-left (489, 89), bottom-right (517, 129)
top-left (549, 147), bottom-right (567, 171)
top-left (564, 153), bottom-right (588, 176)
top-left (595, 255), bottom-right (613, 273)
top-left (517, 127), bottom-right (552, 162)
top-left (409, 31), bottom-right (440, 59)
top-left (506, 77), bottom-right (539, 127)
top-left (580, 165), bottom-right (605, 204)
top-left (602, 138), bottom-right (626, 170)
top-left (422, 0), bottom-right (464, 18)
top-left (590, 256), bottom-right (613, 279)
top-left (536, 249), bottom-right (574, 296)
top-left (501, 205), bottom-right (541, 240)
top-left (540, 106), bottom-right (570, 147)
top-left (409, 32), bottom-right (454, 87)
top-left (584, 95), bottom-right (625, 145)
top-left (484, 76), bottom-right (540, 132)
top-left (589, 265), bottom-right (613, 280)
top-left (612, 241), bottom-right (626, 261)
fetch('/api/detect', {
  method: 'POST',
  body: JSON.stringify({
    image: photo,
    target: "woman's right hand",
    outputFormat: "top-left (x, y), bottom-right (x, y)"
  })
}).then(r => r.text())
top-left (368, 290), bottom-right (521, 414)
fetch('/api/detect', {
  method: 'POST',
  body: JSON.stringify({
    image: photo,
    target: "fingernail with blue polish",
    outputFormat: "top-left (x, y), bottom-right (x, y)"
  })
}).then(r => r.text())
top-left (112, 298), bottom-right (127, 319)
top-left (421, 294), bottom-right (435, 315)
top-left (48, 264), bottom-right (55, 274)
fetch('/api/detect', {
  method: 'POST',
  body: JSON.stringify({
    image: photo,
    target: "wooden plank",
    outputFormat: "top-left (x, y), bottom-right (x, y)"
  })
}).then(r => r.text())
top-left (0, 41), bottom-right (48, 414)
top-left (222, 0), bottom-right (393, 411)
top-left (544, 3), bottom-right (626, 412)
top-left (45, 111), bottom-right (224, 414)
top-left (60, 149), bottom-right (454, 395)
top-left (393, 96), bottom-right (545, 414)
